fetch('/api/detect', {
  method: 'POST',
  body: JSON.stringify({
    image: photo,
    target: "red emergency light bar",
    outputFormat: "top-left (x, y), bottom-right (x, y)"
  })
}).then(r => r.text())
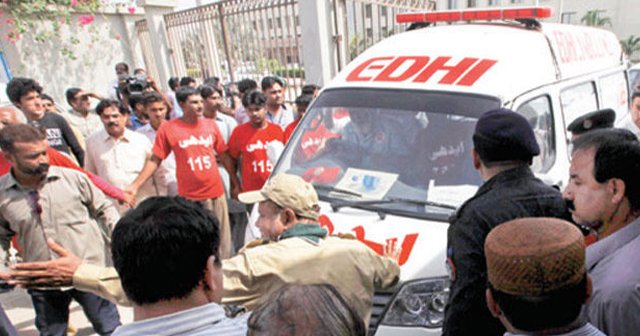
top-left (396, 6), bottom-right (553, 24)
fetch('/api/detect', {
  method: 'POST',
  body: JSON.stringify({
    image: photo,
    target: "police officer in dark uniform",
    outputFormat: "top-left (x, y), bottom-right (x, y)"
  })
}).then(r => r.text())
top-left (442, 108), bottom-right (570, 336)
top-left (567, 108), bottom-right (616, 141)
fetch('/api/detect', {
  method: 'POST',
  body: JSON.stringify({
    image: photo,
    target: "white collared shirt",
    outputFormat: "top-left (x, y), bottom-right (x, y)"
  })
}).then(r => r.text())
top-left (64, 108), bottom-right (103, 140)
top-left (137, 124), bottom-right (177, 196)
top-left (85, 128), bottom-right (158, 212)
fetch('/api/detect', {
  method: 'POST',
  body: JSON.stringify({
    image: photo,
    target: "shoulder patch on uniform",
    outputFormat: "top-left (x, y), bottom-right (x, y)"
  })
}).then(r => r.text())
top-left (242, 239), bottom-right (272, 251)
top-left (447, 247), bottom-right (456, 282)
top-left (333, 233), bottom-right (356, 240)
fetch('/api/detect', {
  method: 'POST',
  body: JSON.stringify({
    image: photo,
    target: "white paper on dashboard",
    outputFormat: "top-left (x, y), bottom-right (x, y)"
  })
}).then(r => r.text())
top-left (426, 180), bottom-right (478, 207)
top-left (333, 168), bottom-right (398, 200)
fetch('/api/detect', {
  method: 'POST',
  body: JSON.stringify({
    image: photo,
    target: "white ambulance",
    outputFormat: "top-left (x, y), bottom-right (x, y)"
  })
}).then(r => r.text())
top-left (250, 6), bottom-right (628, 335)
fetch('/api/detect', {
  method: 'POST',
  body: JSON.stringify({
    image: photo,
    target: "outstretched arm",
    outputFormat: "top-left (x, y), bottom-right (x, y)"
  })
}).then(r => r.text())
top-left (126, 154), bottom-right (162, 198)
top-left (10, 239), bottom-right (129, 306)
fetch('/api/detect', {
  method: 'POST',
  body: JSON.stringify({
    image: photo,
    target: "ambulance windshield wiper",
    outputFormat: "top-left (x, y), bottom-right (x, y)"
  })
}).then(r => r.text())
top-left (329, 197), bottom-right (457, 220)
top-left (330, 197), bottom-right (457, 211)
top-left (313, 184), bottom-right (362, 198)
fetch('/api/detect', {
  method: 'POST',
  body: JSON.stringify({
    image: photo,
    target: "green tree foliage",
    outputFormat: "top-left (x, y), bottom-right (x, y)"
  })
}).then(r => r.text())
top-left (580, 9), bottom-right (612, 27)
top-left (621, 35), bottom-right (640, 59)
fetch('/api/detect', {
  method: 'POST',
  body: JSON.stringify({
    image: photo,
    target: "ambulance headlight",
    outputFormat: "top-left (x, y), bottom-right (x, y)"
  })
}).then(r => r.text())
top-left (380, 277), bottom-right (450, 328)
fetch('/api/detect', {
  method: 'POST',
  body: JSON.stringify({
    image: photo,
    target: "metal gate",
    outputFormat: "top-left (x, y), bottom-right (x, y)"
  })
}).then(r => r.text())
top-left (332, 0), bottom-right (436, 71)
top-left (135, 19), bottom-right (161, 81)
top-left (163, 0), bottom-right (303, 101)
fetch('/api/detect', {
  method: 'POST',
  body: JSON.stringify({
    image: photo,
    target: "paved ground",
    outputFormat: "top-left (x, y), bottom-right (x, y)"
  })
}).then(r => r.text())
top-left (1, 288), bottom-right (133, 335)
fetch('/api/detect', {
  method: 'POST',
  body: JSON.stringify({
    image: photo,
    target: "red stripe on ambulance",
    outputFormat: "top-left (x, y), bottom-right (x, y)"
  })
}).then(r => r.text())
top-left (319, 214), bottom-right (418, 266)
top-left (346, 55), bottom-right (497, 86)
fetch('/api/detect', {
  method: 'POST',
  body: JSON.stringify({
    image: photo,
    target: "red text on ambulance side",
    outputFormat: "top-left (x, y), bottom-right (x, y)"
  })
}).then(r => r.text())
top-left (346, 55), bottom-right (497, 86)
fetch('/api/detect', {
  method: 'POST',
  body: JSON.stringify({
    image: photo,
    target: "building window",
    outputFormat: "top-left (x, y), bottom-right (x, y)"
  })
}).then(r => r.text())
top-left (381, 6), bottom-right (388, 16)
top-left (467, 0), bottom-right (476, 8)
top-left (268, 18), bottom-right (273, 30)
top-left (448, 0), bottom-right (458, 9)
top-left (366, 28), bottom-right (373, 39)
top-left (365, 4), bottom-right (372, 18)
top-left (561, 12), bottom-right (576, 24)
top-left (276, 17), bottom-right (282, 29)
top-left (511, 0), bottom-right (524, 3)
top-left (488, 0), bottom-right (500, 5)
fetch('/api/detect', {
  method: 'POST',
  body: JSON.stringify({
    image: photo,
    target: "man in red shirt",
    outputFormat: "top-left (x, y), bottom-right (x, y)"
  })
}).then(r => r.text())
top-left (227, 91), bottom-right (284, 200)
top-left (127, 87), bottom-right (234, 259)
top-left (284, 94), bottom-right (313, 143)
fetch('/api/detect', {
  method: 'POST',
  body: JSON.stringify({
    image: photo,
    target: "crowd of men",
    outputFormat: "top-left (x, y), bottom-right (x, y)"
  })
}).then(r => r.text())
top-left (0, 60), bottom-right (638, 336)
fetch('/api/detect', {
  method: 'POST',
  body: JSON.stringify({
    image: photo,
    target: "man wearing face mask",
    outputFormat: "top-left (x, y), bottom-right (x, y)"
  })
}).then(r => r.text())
top-left (0, 124), bottom-right (121, 335)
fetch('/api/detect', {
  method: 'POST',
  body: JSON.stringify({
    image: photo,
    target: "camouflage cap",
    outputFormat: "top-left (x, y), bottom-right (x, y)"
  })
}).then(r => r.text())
top-left (238, 173), bottom-right (320, 220)
top-left (485, 217), bottom-right (585, 296)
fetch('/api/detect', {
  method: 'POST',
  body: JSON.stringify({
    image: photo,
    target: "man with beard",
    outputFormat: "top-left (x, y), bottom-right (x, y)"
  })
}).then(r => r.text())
top-left (0, 124), bottom-right (121, 335)
top-left (562, 129), bottom-right (640, 336)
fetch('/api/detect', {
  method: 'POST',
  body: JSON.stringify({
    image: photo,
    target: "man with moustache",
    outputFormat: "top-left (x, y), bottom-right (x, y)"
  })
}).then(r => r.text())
top-left (261, 76), bottom-right (295, 129)
top-left (127, 86), bottom-right (234, 259)
top-left (0, 124), bottom-right (121, 335)
top-left (84, 99), bottom-right (159, 214)
top-left (562, 129), bottom-right (640, 336)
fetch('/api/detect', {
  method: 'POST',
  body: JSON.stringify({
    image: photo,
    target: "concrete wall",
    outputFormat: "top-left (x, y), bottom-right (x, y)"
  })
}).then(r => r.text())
top-left (0, 11), bottom-right (145, 109)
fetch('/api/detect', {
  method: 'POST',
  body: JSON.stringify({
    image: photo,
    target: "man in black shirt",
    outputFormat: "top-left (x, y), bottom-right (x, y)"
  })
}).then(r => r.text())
top-left (442, 108), bottom-right (570, 336)
top-left (6, 78), bottom-right (85, 166)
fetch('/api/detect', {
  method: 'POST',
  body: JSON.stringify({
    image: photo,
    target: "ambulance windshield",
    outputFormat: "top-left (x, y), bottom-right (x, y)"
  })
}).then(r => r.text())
top-left (274, 88), bottom-right (500, 219)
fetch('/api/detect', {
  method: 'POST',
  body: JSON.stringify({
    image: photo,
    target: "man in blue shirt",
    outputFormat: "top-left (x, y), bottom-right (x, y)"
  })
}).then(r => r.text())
top-left (562, 129), bottom-right (640, 336)
top-left (110, 197), bottom-right (248, 336)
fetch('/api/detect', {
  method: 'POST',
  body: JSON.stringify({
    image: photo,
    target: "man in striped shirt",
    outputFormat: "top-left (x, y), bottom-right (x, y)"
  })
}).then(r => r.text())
top-left (109, 197), bottom-right (248, 336)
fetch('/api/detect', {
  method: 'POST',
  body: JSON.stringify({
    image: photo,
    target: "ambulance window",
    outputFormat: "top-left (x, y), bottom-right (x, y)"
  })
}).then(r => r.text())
top-left (517, 95), bottom-right (555, 173)
top-left (560, 82), bottom-right (598, 127)
top-left (630, 69), bottom-right (640, 93)
top-left (598, 72), bottom-right (628, 117)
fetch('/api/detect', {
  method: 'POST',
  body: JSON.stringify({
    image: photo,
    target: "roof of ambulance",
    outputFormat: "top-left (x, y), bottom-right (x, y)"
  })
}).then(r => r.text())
top-left (328, 22), bottom-right (623, 102)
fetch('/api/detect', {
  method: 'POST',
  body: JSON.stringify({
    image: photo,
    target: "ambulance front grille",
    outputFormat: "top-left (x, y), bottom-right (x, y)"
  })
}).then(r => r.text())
top-left (368, 290), bottom-right (394, 335)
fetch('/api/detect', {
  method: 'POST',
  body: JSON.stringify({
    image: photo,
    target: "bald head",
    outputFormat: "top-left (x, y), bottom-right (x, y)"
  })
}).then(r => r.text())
top-left (0, 106), bottom-right (19, 130)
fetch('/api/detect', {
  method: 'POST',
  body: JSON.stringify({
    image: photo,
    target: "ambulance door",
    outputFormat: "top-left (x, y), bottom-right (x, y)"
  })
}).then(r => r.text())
top-left (595, 70), bottom-right (629, 123)
top-left (510, 87), bottom-right (569, 189)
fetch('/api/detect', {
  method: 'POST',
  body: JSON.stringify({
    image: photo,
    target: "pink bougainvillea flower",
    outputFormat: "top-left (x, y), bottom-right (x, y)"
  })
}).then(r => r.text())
top-left (5, 18), bottom-right (14, 25)
top-left (77, 15), bottom-right (94, 26)
top-left (5, 29), bottom-right (19, 43)
top-left (114, 33), bottom-right (121, 41)
top-left (127, 7), bottom-right (136, 14)
top-left (71, 0), bottom-right (79, 6)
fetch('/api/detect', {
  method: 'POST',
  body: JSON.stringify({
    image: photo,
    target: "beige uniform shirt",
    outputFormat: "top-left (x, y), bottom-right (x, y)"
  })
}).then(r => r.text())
top-left (74, 264), bottom-right (129, 306)
top-left (85, 129), bottom-right (160, 212)
top-left (0, 166), bottom-right (119, 266)
top-left (222, 236), bottom-right (400, 324)
top-left (72, 236), bottom-right (401, 321)
top-left (64, 108), bottom-right (103, 140)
